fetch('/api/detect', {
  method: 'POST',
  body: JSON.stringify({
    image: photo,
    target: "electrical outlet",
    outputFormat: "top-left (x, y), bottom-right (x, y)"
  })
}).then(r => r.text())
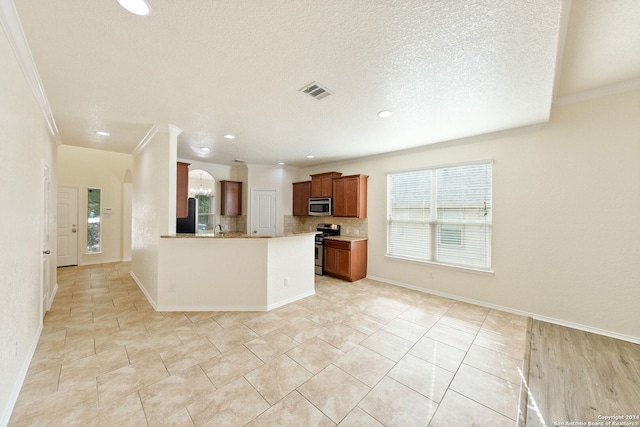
top-left (169, 283), bottom-right (176, 292)
top-left (354, 229), bottom-right (359, 235)
top-left (284, 278), bottom-right (289, 287)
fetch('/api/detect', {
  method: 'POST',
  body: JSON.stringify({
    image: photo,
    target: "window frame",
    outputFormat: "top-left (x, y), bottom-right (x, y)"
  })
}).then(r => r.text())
top-left (87, 187), bottom-right (102, 254)
top-left (386, 161), bottom-right (493, 273)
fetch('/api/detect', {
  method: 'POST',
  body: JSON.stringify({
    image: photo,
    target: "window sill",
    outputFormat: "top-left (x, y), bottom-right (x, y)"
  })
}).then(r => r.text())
top-left (384, 254), bottom-right (494, 276)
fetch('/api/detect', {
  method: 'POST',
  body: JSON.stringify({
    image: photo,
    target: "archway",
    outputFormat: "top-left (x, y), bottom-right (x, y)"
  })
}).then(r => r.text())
top-left (188, 169), bottom-right (216, 232)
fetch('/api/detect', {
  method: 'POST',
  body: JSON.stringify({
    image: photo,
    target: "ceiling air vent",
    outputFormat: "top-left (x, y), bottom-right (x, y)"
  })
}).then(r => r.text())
top-left (299, 82), bottom-right (332, 100)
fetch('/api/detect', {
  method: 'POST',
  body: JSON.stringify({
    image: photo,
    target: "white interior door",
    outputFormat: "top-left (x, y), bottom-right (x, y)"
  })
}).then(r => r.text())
top-left (57, 186), bottom-right (78, 267)
top-left (42, 163), bottom-right (51, 317)
top-left (250, 190), bottom-right (276, 236)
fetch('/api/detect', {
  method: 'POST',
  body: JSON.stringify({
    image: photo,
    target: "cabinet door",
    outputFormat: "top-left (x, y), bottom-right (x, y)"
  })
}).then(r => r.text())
top-left (320, 175), bottom-right (334, 197)
top-left (176, 162), bottom-right (190, 218)
top-left (335, 248), bottom-right (351, 278)
top-left (343, 176), bottom-right (360, 217)
top-left (310, 172), bottom-right (342, 198)
top-left (324, 239), bottom-right (367, 281)
top-left (221, 181), bottom-right (242, 216)
top-left (324, 246), bottom-right (338, 274)
top-left (332, 178), bottom-right (345, 216)
top-left (332, 175), bottom-right (367, 218)
top-left (292, 181), bottom-right (311, 216)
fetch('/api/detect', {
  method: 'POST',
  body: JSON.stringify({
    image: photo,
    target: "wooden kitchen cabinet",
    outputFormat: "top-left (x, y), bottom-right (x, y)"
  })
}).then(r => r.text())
top-left (292, 181), bottom-right (311, 216)
top-left (176, 162), bottom-right (190, 218)
top-left (323, 239), bottom-right (367, 282)
top-left (332, 174), bottom-right (368, 218)
top-left (310, 172), bottom-right (342, 198)
top-left (220, 180), bottom-right (242, 216)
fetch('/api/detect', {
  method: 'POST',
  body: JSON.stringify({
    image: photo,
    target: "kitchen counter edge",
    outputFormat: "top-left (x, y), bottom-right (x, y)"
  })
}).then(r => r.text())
top-left (160, 232), bottom-right (317, 239)
top-left (323, 236), bottom-right (368, 242)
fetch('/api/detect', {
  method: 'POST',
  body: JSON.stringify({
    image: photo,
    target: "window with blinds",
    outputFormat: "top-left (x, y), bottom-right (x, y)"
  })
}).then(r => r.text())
top-left (387, 162), bottom-right (492, 271)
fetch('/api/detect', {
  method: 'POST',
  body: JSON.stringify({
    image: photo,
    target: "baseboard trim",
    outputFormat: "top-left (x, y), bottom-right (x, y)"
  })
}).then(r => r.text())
top-left (152, 290), bottom-right (317, 312)
top-left (1, 322), bottom-right (43, 427)
top-left (267, 290), bottom-right (316, 311)
top-left (80, 258), bottom-right (122, 266)
top-left (366, 275), bottom-right (640, 345)
top-left (47, 283), bottom-right (58, 311)
top-left (130, 271), bottom-right (158, 311)
top-left (156, 305), bottom-right (269, 312)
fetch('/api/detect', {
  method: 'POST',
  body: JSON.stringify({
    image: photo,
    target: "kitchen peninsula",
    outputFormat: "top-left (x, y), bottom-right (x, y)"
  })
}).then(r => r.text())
top-left (156, 233), bottom-right (316, 311)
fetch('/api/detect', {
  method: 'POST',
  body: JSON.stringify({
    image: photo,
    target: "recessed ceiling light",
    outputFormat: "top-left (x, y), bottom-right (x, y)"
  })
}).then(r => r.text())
top-left (96, 131), bottom-right (110, 136)
top-left (278, 162), bottom-right (285, 165)
top-left (223, 134), bottom-right (235, 140)
top-left (117, 0), bottom-right (151, 16)
top-left (306, 155), bottom-right (314, 159)
top-left (200, 147), bottom-right (211, 153)
top-left (378, 110), bottom-right (394, 118)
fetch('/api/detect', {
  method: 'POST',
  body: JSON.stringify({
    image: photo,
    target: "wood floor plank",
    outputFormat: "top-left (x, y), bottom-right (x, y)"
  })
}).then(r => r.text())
top-left (526, 320), bottom-right (640, 427)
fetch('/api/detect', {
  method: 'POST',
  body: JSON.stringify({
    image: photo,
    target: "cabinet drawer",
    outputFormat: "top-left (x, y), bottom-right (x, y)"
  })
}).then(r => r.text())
top-left (324, 239), bottom-right (351, 251)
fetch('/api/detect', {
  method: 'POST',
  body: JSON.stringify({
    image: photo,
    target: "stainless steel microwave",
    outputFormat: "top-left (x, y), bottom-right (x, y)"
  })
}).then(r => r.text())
top-left (309, 197), bottom-right (332, 216)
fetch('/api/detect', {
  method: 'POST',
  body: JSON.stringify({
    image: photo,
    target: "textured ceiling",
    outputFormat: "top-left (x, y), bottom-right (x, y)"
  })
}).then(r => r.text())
top-left (11, 0), bottom-right (639, 167)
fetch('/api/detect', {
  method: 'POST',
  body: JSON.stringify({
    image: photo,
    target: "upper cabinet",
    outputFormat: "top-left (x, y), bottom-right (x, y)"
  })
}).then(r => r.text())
top-left (292, 181), bottom-right (311, 216)
top-left (220, 180), bottom-right (242, 216)
top-left (310, 172), bottom-right (342, 198)
top-left (176, 162), bottom-right (190, 218)
top-left (333, 174), bottom-right (368, 218)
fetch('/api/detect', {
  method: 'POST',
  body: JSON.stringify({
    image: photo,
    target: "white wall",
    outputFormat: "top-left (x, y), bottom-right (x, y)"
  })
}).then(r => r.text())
top-left (131, 127), bottom-right (176, 304)
top-left (122, 169), bottom-right (133, 261)
top-left (246, 164), bottom-right (294, 234)
top-left (0, 11), bottom-right (58, 424)
top-left (300, 89), bottom-right (640, 342)
top-left (57, 145), bottom-right (133, 265)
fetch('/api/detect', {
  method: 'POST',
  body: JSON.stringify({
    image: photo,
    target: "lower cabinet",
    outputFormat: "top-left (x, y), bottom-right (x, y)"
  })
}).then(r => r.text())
top-left (323, 239), bottom-right (367, 282)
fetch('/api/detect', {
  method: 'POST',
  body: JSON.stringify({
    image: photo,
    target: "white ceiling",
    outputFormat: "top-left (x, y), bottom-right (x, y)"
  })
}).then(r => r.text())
top-left (12, 0), bottom-right (640, 167)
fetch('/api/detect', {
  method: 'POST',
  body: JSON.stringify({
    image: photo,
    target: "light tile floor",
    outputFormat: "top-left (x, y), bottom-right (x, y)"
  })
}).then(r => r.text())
top-left (9, 262), bottom-right (528, 426)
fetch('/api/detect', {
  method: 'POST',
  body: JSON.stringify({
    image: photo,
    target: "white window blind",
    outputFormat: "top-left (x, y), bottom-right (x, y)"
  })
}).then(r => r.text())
top-left (387, 162), bottom-right (492, 270)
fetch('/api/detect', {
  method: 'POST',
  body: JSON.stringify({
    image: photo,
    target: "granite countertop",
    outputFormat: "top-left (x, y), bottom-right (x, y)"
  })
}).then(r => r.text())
top-left (161, 232), bottom-right (317, 239)
top-left (323, 236), bottom-right (368, 242)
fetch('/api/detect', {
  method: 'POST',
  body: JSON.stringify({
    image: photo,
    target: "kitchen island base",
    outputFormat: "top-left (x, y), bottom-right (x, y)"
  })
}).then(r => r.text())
top-left (149, 233), bottom-right (316, 311)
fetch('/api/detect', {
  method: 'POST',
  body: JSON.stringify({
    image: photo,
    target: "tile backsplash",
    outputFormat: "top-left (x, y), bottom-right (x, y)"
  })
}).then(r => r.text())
top-left (284, 215), bottom-right (368, 238)
top-left (219, 215), bottom-right (246, 233)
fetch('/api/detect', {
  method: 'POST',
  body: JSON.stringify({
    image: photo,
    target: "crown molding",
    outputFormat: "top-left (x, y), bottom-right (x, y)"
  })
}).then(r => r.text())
top-left (554, 78), bottom-right (640, 106)
top-left (132, 125), bottom-right (158, 156)
top-left (0, 0), bottom-right (60, 144)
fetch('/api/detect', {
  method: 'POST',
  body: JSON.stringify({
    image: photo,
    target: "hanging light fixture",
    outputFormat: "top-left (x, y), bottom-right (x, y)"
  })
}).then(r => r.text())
top-left (190, 172), bottom-right (212, 196)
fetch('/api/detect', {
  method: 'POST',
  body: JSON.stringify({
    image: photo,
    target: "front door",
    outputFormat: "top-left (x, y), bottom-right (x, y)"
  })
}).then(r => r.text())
top-left (57, 186), bottom-right (79, 267)
top-left (250, 189), bottom-right (276, 236)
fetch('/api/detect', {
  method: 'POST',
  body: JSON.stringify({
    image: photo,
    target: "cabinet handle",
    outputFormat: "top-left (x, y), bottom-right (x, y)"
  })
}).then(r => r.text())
top-left (43, 250), bottom-right (51, 255)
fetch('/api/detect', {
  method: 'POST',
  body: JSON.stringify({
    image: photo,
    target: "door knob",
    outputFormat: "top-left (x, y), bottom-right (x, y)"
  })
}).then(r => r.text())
top-left (43, 250), bottom-right (50, 255)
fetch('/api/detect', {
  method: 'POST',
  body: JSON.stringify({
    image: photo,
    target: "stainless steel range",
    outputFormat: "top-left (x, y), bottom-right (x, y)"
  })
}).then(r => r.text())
top-left (315, 223), bottom-right (341, 275)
